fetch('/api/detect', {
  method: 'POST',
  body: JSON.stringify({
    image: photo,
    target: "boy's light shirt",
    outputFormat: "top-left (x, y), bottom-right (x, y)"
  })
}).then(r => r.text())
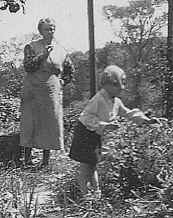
top-left (79, 88), bottom-right (149, 135)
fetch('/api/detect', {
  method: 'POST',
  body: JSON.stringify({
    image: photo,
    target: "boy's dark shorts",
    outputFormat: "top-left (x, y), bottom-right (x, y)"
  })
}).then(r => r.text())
top-left (69, 121), bottom-right (101, 166)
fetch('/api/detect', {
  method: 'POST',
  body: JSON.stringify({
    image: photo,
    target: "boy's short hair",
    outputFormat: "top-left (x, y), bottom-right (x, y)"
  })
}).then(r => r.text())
top-left (100, 65), bottom-right (125, 86)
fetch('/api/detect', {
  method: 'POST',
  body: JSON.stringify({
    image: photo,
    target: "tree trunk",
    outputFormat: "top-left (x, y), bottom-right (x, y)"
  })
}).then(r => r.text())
top-left (165, 0), bottom-right (173, 118)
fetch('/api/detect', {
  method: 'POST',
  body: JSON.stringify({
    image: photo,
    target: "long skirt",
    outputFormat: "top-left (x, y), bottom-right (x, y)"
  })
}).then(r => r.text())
top-left (20, 73), bottom-right (64, 150)
top-left (69, 121), bottom-right (101, 166)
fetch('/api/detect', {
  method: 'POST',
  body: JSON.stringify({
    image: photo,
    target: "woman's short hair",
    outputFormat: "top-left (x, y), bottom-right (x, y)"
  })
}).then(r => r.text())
top-left (100, 65), bottom-right (125, 86)
top-left (38, 17), bottom-right (56, 34)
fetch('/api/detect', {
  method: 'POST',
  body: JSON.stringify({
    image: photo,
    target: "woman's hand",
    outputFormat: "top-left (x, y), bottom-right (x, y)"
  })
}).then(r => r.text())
top-left (41, 45), bottom-right (54, 60)
top-left (45, 45), bottom-right (54, 53)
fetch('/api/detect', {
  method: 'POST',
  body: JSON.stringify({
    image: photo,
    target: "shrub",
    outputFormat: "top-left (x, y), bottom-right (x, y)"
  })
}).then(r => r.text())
top-left (0, 93), bottom-right (20, 132)
top-left (56, 109), bottom-right (173, 217)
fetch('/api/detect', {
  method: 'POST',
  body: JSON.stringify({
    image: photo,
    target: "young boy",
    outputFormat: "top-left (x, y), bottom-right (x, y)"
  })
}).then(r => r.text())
top-left (69, 65), bottom-right (160, 199)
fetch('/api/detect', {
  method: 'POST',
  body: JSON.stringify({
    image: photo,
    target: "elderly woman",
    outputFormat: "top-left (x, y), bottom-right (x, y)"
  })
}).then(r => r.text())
top-left (20, 18), bottom-right (75, 167)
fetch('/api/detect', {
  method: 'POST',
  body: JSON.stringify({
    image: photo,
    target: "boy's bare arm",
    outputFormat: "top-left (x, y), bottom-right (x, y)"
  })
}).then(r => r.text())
top-left (99, 121), bottom-right (120, 130)
top-left (118, 99), bottom-right (160, 125)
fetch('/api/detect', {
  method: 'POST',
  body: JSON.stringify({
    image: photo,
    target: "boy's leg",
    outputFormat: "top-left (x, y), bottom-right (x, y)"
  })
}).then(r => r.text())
top-left (78, 163), bottom-right (91, 195)
top-left (78, 163), bottom-right (100, 196)
top-left (91, 166), bottom-right (101, 198)
top-left (91, 166), bottom-right (100, 192)
top-left (90, 148), bottom-right (101, 196)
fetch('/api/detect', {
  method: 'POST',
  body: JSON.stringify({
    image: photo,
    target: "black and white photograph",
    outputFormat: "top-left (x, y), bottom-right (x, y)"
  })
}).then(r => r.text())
top-left (0, 0), bottom-right (172, 217)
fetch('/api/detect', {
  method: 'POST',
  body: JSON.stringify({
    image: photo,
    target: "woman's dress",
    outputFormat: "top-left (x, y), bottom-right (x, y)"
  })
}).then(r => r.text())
top-left (20, 38), bottom-right (74, 150)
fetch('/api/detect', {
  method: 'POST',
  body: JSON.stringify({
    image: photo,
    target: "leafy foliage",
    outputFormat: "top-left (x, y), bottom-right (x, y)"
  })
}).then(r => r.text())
top-left (103, 0), bottom-right (167, 107)
top-left (52, 110), bottom-right (173, 217)
top-left (0, 0), bottom-right (26, 13)
top-left (0, 2), bottom-right (172, 218)
top-left (0, 14), bottom-right (173, 216)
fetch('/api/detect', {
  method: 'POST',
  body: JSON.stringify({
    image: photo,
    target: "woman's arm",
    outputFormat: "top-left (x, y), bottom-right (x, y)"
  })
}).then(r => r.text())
top-left (23, 44), bottom-right (47, 73)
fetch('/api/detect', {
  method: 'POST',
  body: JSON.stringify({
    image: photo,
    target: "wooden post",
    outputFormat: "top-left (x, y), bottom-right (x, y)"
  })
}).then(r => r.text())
top-left (87, 0), bottom-right (96, 97)
top-left (165, 0), bottom-right (173, 118)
